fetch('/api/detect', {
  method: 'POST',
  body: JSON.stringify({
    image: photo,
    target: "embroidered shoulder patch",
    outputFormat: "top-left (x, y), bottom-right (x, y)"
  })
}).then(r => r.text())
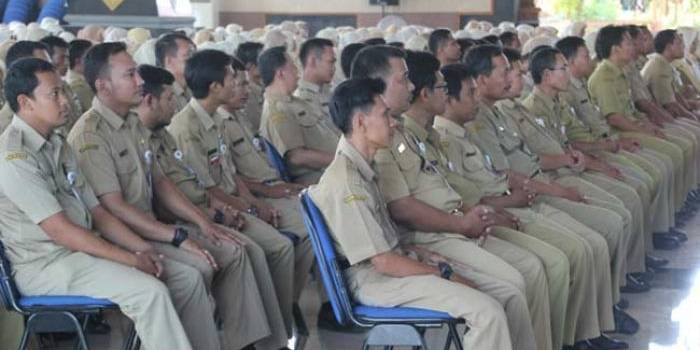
top-left (5, 152), bottom-right (26, 161)
top-left (344, 194), bottom-right (368, 203)
top-left (78, 144), bottom-right (99, 153)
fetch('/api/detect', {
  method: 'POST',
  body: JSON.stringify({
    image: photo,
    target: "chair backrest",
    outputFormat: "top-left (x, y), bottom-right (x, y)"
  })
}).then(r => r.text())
top-left (0, 240), bottom-right (21, 312)
top-left (263, 138), bottom-right (292, 182)
top-left (299, 190), bottom-right (355, 325)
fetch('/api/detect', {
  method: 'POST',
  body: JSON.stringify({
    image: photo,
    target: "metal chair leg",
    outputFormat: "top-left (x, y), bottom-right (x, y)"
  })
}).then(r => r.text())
top-left (448, 322), bottom-right (463, 350)
top-left (17, 327), bottom-right (31, 350)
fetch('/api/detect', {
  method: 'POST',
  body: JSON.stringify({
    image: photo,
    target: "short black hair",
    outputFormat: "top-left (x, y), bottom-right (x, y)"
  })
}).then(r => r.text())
top-left (235, 41), bottom-right (264, 68)
top-left (462, 44), bottom-right (504, 78)
top-left (502, 48), bottom-right (522, 64)
top-left (155, 32), bottom-right (193, 68)
top-left (299, 38), bottom-right (334, 68)
top-left (363, 38), bottom-right (386, 46)
top-left (4, 58), bottom-right (56, 113)
top-left (40, 36), bottom-right (68, 57)
top-left (530, 47), bottom-right (561, 85)
top-left (428, 28), bottom-right (453, 55)
top-left (627, 25), bottom-right (642, 39)
top-left (138, 64), bottom-right (174, 98)
top-left (482, 35), bottom-right (502, 46)
top-left (329, 77), bottom-right (386, 134)
top-left (595, 25), bottom-right (626, 60)
top-left (68, 39), bottom-right (92, 69)
top-left (499, 32), bottom-right (519, 48)
top-left (230, 56), bottom-right (246, 72)
top-left (387, 41), bottom-right (405, 48)
top-left (405, 50), bottom-right (441, 103)
top-left (340, 43), bottom-right (367, 78)
top-left (257, 46), bottom-right (288, 88)
top-left (555, 36), bottom-right (586, 61)
top-left (5, 41), bottom-right (49, 68)
top-left (441, 63), bottom-right (474, 100)
top-left (185, 49), bottom-right (232, 99)
top-left (654, 29), bottom-right (677, 54)
top-left (351, 45), bottom-right (406, 80)
top-left (84, 42), bottom-right (128, 93)
top-left (457, 38), bottom-right (477, 60)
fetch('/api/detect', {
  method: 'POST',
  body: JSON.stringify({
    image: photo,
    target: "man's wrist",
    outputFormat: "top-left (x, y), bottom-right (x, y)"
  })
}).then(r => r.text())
top-left (171, 227), bottom-right (189, 247)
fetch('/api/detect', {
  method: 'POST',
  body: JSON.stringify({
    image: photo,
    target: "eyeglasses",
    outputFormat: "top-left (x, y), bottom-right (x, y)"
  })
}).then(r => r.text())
top-left (433, 84), bottom-right (449, 92)
top-left (547, 65), bottom-right (569, 72)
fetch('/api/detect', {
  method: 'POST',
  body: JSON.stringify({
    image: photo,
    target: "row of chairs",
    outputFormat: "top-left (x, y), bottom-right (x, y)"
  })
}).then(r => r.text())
top-left (0, 139), bottom-right (466, 349)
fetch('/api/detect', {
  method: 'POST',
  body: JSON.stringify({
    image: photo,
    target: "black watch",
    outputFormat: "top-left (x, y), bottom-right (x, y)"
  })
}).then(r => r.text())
top-left (171, 227), bottom-right (189, 248)
top-left (438, 262), bottom-right (453, 280)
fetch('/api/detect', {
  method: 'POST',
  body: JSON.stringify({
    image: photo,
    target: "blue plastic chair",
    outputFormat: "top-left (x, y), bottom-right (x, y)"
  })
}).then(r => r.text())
top-left (299, 190), bottom-right (465, 350)
top-left (263, 138), bottom-right (292, 182)
top-left (0, 240), bottom-right (139, 350)
top-left (37, 0), bottom-right (66, 22)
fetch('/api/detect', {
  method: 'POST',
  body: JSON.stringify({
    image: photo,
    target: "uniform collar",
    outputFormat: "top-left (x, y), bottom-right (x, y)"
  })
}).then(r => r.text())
top-left (10, 115), bottom-right (59, 153)
top-left (190, 99), bottom-right (216, 131)
top-left (433, 116), bottom-right (466, 138)
top-left (337, 135), bottom-right (375, 181)
top-left (401, 114), bottom-right (430, 141)
top-left (532, 86), bottom-right (557, 112)
top-left (92, 97), bottom-right (127, 129)
top-left (496, 98), bottom-right (516, 109)
top-left (601, 59), bottom-right (625, 77)
top-left (216, 106), bottom-right (235, 120)
top-left (66, 69), bottom-right (86, 82)
top-left (298, 79), bottom-right (321, 93)
top-left (264, 89), bottom-right (292, 103)
top-left (570, 76), bottom-right (585, 89)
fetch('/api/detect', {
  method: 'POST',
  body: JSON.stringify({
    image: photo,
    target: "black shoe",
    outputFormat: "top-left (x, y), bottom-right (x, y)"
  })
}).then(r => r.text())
top-left (613, 306), bottom-right (639, 335)
top-left (629, 270), bottom-right (654, 283)
top-left (620, 275), bottom-right (650, 293)
top-left (646, 254), bottom-right (669, 269)
top-left (587, 335), bottom-right (629, 349)
top-left (316, 302), bottom-right (364, 333)
top-left (570, 340), bottom-right (596, 350)
top-left (653, 232), bottom-right (681, 250)
top-left (670, 227), bottom-right (689, 242)
top-left (615, 298), bottom-right (629, 310)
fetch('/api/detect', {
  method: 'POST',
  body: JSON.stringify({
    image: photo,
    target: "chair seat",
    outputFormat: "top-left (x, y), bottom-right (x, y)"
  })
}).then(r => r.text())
top-left (19, 295), bottom-right (116, 309)
top-left (354, 305), bottom-right (453, 321)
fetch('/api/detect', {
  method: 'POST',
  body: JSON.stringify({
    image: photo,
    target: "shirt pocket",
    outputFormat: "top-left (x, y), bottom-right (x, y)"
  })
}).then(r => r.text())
top-left (462, 153), bottom-right (485, 173)
top-left (114, 146), bottom-right (137, 175)
top-left (230, 136), bottom-right (253, 156)
top-left (394, 149), bottom-right (421, 191)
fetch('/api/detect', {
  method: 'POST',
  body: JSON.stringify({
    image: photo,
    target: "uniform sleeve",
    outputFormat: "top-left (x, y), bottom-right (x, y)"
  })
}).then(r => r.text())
top-left (588, 76), bottom-right (629, 118)
top-left (468, 121), bottom-right (510, 172)
top-left (264, 108), bottom-right (305, 156)
top-left (312, 185), bottom-right (394, 265)
top-left (171, 126), bottom-right (217, 189)
top-left (644, 66), bottom-right (677, 105)
top-left (561, 103), bottom-right (595, 142)
top-left (70, 131), bottom-right (121, 197)
top-left (373, 148), bottom-right (411, 203)
top-left (0, 152), bottom-right (63, 224)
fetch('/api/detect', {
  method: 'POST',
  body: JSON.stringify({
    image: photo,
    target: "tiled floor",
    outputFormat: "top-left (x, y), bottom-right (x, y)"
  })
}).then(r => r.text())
top-left (48, 213), bottom-right (700, 350)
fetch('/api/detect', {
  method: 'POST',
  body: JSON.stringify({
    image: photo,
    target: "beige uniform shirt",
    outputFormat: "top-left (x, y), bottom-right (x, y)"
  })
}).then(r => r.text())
top-left (260, 90), bottom-right (340, 184)
top-left (0, 116), bottom-right (99, 268)
top-left (216, 107), bottom-right (280, 183)
top-left (470, 101), bottom-right (543, 179)
top-left (522, 87), bottom-right (592, 145)
top-left (168, 99), bottom-right (238, 196)
top-left (588, 59), bottom-right (644, 123)
top-left (624, 58), bottom-right (654, 103)
top-left (68, 98), bottom-right (160, 215)
top-left (173, 81), bottom-right (192, 114)
top-left (66, 69), bottom-right (94, 113)
top-left (641, 53), bottom-right (682, 105)
top-left (563, 77), bottom-right (613, 139)
top-left (309, 136), bottom-right (401, 270)
top-left (0, 104), bottom-right (12, 133)
top-left (243, 80), bottom-right (264, 131)
top-left (672, 58), bottom-right (700, 94)
top-left (433, 116), bottom-right (508, 205)
top-left (293, 79), bottom-right (332, 119)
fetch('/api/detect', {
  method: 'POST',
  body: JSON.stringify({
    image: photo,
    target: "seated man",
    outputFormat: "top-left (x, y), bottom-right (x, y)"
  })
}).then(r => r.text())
top-left (236, 42), bottom-right (266, 131)
top-left (259, 46), bottom-right (341, 185)
top-left (67, 39), bottom-right (94, 112)
top-left (0, 57), bottom-right (201, 350)
top-left (310, 76), bottom-right (513, 350)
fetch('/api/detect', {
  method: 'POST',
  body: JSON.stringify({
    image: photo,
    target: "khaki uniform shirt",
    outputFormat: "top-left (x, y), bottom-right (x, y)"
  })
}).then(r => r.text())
top-left (672, 58), bottom-right (700, 94)
top-left (168, 99), bottom-right (238, 196)
top-left (433, 116), bottom-right (507, 205)
top-left (522, 87), bottom-right (592, 145)
top-left (641, 53), bottom-right (682, 105)
top-left (66, 69), bottom-right (94, 113)
top-left (309, 136), bottom-right (401, 270)
top-left (243, 80), bottom-right (264, 131)
top-left (0, 104), bottom-right (12, 133)
top-left (293, 79), bottom-right (332, 118)
top-left (470, 101), bottom-right (543, 179)
top-left (588, 59), bottom-right (644, 123)
top-left (172, 81), bottom-right (192, 114)
top-left (260, 90), bottom-right (340, 184)
top-left (624, 59), bottom-right (654, 103)
top-left (563, 77), bottom-right (613, 139)
top-left (216, 107), bottom-right (280, 184)
top-left (68, 98), bottom-right (160, 215)
top-left (0, 116), bottom-right (99, 268)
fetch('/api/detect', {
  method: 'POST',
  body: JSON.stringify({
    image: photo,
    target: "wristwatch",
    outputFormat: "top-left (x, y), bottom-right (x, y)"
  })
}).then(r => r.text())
top-left (171, 227), bottom-right (189, 248)
top-left (438, 262), bottom-right (453, 281)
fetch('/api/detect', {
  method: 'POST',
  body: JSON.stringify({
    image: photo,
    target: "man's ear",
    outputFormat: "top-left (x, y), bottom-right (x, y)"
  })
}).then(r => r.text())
top-left (16, 94), bottom-right (32, 113)
top-left (353, 110), bottom-right (366, 132)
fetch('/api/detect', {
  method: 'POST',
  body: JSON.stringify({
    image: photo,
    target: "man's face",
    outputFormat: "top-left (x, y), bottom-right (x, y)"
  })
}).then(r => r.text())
top-left (441, 36), bottom-right (462, 62)
top-left (447, 77), bottom-right (480, 123)
top-left (643, 30), bottom-right (654, 54)
top-left (570, 46), bottom-right (594, 77)
top-left (104, 51), bottom-right (143, 107)
top-left (481, 54), bottom-right (511, 100)
top-left (504, 60), bottom-right (523, 99)
top-left (33, 48), bottom-right (51, 63)
top-left (617, 33), bottom-right (636, 63)
top-left (669, 34), bottom-right (685, 59)
top-left (23, 70), bottom-right (69, 127)
top-left (227, 70), bottom-right (250, 110)
top-left (51, 47), bottom-right (68, 76)
top-left (363, 95), bottom-right (397, 148)
top-left (383, 57), bottom-right (415, 115)
top-left (426, 71), bottom-right (448, 115)
top-left (280, 53), bottom-right (299, 93)
top-left (314, 46), bottom-right (336, 84)
top-left (214, 65), bottom-right (236, 104)
top-left (546, 54), bottom-right (571, 92)
top-left (152, 84), bottom-right (176, 129)
top-left (168, 39), bottom-right (195, 78)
